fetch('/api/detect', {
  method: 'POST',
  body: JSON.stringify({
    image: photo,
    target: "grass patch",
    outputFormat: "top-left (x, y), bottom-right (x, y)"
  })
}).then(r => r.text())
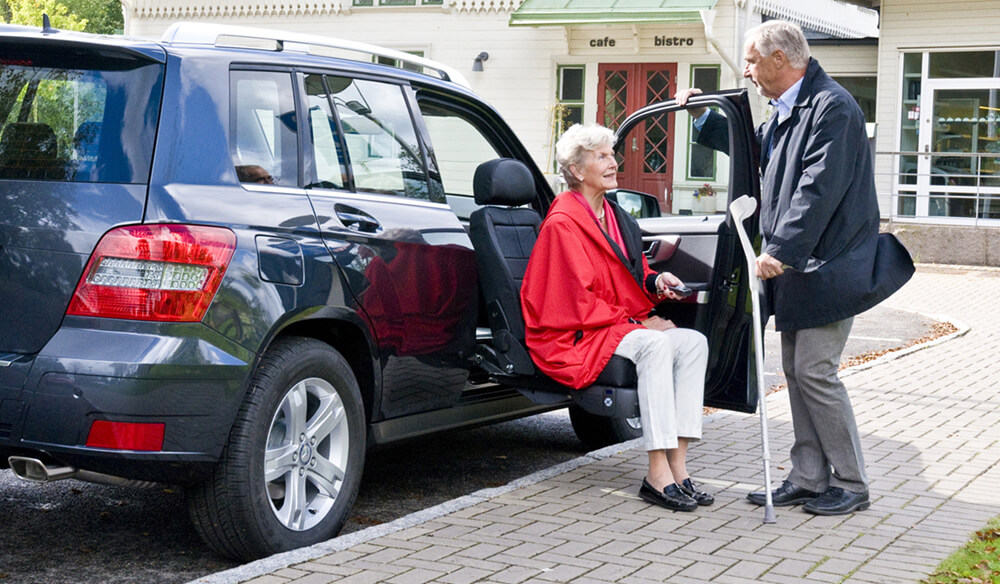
top-left (921, 516), bottom-right (1000, 584)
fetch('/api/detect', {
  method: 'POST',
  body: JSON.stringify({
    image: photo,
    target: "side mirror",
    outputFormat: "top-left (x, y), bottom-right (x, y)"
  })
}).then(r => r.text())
top-left (606, 189), bottom-right (662, 218)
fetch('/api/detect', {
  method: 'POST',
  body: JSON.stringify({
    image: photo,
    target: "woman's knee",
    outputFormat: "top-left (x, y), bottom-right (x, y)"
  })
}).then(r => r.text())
top-left (669, 328), bottom-right (708, 359)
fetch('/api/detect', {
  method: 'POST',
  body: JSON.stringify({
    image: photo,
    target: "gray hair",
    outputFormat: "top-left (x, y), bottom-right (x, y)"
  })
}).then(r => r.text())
top-left (745, 20), bottom-right (810, 69)
top-left (555, 123), bottom-right (616, 190)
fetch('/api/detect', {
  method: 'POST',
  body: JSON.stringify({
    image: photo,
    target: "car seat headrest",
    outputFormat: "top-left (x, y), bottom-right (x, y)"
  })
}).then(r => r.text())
top-left (473, 158), bottom-right (536, 206)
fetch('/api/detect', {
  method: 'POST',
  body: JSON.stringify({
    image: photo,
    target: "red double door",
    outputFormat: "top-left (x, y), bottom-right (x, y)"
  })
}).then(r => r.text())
top-left (597, 63), bottom-right (677, 212)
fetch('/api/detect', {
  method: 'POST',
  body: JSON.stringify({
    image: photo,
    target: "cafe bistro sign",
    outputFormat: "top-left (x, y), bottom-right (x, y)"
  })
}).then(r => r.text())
top-left (588, 36), bottom-right (696, 48)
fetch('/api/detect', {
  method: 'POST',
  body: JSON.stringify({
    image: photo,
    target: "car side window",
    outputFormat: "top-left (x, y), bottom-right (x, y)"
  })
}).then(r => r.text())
top-left (417, 101), bottom-right (505, 221)
top-left (326, 75), bottom-right (429, 201)
top-left (303, 73), bottom-right (348, 190)
top-left (230, 70), bottom-right (298, 187)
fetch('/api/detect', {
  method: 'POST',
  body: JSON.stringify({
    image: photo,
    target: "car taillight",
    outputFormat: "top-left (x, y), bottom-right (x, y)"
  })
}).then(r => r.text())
top-left (67, 224), bottom-right (237, 322)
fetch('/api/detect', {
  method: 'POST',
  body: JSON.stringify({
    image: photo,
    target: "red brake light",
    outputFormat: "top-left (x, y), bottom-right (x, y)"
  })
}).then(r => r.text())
top-left (86, 420), bottom-right (165, 451)
top-left (67, 224), bottom-right (237, 322)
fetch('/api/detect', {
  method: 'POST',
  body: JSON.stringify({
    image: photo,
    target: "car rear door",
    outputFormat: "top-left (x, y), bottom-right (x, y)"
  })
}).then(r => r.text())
top-left (614, 89), bottom-right (761, 412)
top-left (297, 71), bottom-right (479, 421)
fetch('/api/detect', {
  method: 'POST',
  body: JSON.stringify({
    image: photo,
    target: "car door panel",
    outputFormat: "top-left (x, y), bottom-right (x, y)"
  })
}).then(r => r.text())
top-left (300, 72), bottom-right (478, 421)
top-left (615, 90), bottom-right (760, 412)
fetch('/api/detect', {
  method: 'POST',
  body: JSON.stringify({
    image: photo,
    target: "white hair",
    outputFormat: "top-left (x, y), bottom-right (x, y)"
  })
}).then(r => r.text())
top-left (555, 123), bottom-right (616, 190)
top-left (745, 20), bottom-right (810, 69)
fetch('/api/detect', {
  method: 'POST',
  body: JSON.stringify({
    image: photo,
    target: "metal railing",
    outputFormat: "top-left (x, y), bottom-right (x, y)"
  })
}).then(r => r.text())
top-left (876, 150), bottom-right (1000, 226)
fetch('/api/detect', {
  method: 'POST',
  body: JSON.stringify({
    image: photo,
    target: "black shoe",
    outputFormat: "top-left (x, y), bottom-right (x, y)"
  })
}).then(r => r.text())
top-left (747, 480), bottom-right (822, 507)
top-left (639, 479), bottom-right (698, 512)
top-left (802, 487), bottom-right (870, 516)
top-left (678, 478), bottom-right (715, 506)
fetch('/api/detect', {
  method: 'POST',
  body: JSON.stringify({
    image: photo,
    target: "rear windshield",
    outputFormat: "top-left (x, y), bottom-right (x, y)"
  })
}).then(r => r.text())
top-left (0, 43), bottom-right (163, 183)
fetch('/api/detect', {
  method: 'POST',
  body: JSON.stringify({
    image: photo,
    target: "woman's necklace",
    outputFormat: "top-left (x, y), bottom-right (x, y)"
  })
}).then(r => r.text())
top-left (597, 207), bottom-right (605, 222)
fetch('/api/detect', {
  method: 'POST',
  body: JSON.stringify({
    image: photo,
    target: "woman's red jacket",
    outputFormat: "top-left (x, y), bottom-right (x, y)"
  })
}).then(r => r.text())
top-left (521, 192), bottom-right (658, 389)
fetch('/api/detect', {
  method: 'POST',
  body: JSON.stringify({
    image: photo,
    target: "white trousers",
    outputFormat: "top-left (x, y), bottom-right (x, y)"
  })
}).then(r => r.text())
top-left (613, 327), bottom-right (709, 452)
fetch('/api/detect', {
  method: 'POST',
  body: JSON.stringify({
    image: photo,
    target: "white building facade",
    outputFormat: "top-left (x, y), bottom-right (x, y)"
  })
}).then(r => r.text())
top-left (122, 0), bottom-right (879, 215)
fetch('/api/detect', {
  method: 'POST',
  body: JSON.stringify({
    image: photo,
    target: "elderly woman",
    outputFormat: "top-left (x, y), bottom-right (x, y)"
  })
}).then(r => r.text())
top-left (520, 123), bottom-right (711, 512)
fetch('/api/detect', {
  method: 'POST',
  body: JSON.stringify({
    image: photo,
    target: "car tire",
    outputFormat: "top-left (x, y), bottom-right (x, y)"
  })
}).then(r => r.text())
top-left (569, 405), bottom-right (643, 450)
top-left (187, 336), bottom-right (366, 561)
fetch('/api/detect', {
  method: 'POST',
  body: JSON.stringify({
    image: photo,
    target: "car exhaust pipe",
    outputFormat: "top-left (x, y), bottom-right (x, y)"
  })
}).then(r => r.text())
top-left (8, 456), bottom-right (76, 482)
top-left (8, 456), bottom-right (158, 488)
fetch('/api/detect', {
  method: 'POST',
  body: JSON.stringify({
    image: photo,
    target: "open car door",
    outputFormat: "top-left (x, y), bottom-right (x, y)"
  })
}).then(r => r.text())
top-left (614, 89), bottom-right (761, 412)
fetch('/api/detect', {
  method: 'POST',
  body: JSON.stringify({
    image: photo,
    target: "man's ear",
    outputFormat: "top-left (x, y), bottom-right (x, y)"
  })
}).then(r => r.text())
top-left (772, 49), bottom-right (786, 68)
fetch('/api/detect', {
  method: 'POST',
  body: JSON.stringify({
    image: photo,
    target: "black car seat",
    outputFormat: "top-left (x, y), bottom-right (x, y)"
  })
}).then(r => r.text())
top-left (468, 157), bottom-right (540, 375)
top-left (468, 158), bottom-right (639, 417)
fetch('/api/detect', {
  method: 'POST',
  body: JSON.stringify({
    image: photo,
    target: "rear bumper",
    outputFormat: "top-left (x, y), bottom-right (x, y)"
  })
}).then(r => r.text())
top-left (0, 317), bottom-right (254, 485)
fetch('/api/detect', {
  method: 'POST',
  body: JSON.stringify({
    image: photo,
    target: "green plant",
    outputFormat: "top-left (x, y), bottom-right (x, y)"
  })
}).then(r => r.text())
top-left (921, 516), bottom-right (1000, 583)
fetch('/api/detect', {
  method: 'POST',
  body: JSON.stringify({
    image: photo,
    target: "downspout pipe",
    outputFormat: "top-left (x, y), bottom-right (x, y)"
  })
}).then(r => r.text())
top-left (701, 9), bottom-right (743, 82)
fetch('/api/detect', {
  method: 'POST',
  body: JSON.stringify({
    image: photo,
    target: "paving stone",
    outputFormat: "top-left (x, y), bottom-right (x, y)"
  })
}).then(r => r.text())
top-left (201, 270), bottom-right (1000, 584)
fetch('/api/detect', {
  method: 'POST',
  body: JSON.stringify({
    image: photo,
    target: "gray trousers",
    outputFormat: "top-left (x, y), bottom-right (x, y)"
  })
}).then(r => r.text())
top-left (782, 317), bottom-right (868, 493)
top-left (614, 328), bottom-right (708, 452)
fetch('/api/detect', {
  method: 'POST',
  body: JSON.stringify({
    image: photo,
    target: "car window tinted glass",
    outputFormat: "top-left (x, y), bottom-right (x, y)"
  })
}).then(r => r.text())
top-left (303, 73), bottom-right (347, 190)
top-left (327, 75), bottom-right (429, 200)
top-left (0, 46), bottom-right (163, 183)
top-left (231, 70), bottom-right (297, 187)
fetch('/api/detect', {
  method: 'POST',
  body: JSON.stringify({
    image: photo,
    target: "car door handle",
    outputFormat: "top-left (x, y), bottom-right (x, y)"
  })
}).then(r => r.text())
top-left (643, 235), bottom-right (680, 262)
top-left (335, 205), bottom-right (382, 234)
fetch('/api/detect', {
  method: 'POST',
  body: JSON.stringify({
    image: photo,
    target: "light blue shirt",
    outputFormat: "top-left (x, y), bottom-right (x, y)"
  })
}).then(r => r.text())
top-left (771, 77), bottom-right (804, 123)
top-left (692, 108), bottom-right (711, 131)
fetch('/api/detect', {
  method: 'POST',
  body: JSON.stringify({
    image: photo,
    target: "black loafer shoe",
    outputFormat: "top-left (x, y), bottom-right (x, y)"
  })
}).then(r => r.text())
top-left (678, 478), bottom-right (714, 506)
top-left (639, 479), bottom-right (698, 512)
top-left (802, 487), bottom-right (870, 516)
top-left (747, 480), bottom-right (822, 507)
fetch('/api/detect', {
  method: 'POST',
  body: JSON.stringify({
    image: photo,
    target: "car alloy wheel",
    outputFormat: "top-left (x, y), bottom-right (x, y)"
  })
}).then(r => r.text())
top-left (265, 376), bottom-right (350, 531)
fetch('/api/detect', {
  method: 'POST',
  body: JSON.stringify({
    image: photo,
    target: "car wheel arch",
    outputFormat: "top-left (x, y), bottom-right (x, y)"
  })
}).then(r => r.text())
top-left (254, 309), bottom-right (380, 425)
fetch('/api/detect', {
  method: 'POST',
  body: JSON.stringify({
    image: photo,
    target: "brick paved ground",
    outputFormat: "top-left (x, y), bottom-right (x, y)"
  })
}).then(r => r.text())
top-left (193, 266), bottom-right (1000, 584)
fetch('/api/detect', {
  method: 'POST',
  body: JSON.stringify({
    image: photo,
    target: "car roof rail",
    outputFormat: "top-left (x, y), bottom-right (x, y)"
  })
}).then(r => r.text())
top-left (160, 22), bottom-right (470, 89)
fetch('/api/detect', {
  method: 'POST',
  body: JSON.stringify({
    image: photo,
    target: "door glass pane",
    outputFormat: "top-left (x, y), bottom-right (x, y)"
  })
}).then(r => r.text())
top-left (645, 70), bottom-right (671, 103)
top-left (602, 70), bottom-right (628, 130)
top-left (643, 114), bottom-right (668, 174)
top-left (931, 88), bottom-right (1000, 217)
top-left (304, 74), bottom-right (347, 190)
top-left (327, 76), bottom-right (430, 200)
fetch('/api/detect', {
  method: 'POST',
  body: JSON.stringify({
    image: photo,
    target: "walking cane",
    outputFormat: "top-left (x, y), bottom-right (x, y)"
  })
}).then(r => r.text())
top-left (729, 195), bottom-right (776, 524)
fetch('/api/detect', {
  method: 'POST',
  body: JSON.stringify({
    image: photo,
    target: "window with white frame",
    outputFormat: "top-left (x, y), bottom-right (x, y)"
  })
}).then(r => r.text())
top-left (687, 65), bottom-right (720, 181)
top-left (893, 50), bottom-right (1000, 223)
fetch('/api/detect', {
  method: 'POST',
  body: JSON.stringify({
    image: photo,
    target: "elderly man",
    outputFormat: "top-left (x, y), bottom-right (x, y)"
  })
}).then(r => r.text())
top-left (679, 20), bottom-right (913, 516)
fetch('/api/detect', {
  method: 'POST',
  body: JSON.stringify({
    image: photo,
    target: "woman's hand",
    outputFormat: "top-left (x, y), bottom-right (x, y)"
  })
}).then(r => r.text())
top-left (642, 315), bottom-right (677, 331)
top-left (655, 272), bottom-right (685, 300)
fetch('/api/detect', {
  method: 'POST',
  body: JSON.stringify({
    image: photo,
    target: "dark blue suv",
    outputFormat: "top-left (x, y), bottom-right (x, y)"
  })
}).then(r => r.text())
top-left (0, 21), bottom-right (760, 560)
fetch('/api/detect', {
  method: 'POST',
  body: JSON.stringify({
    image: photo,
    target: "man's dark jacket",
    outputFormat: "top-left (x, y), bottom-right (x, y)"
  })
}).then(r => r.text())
top-left (700, 58), bottom-right (913, 331)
